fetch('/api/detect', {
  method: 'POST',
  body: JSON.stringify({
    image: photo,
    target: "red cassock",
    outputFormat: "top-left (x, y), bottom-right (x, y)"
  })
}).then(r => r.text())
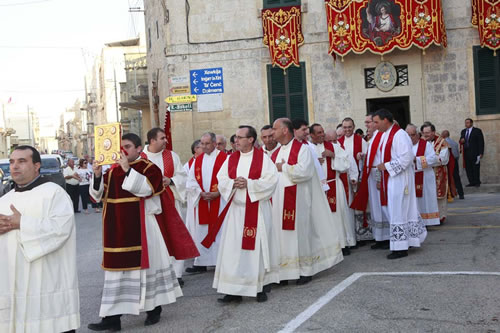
top-left (101, 159), bottom-right (199, 271)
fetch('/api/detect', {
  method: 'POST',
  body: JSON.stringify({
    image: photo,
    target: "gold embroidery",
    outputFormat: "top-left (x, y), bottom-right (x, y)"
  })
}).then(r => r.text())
top-left (104, 245), bottom-right (142, 253)
top-left (106, 197), bottom-right (141, 203)
top-left (102, 264), bottom-right (142, 272)
top-left (284, 209), bottom-right (295, 220)
top-left (244, 227), bottom-right (257, 238)
top-left (421, 212), bottom-right (440, 219)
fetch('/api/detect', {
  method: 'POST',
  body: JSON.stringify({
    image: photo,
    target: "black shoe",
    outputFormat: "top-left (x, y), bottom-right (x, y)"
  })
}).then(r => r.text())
top-left (342, 248), bottom-right (351, 256)
top-left (217, 295), bottom-right (242, 304)
top-left (177, 278), bottom-right (184, 287)
top-left (257, 292), bottom-right (268, 302)
top-left (474, 184), bottom-right (480, 187)
top-left (459, 195), bottom-right (465, 199)
top-left (279, 280), bottom-right (289, 286)
top-left (466, 184), bottom-right (474, 187)
top-left (357, 240), bottom-right (368, 247)
top-left (296, 276), bottom-right (312, 285)
top-left (185, 265), bottom-right (207, 274)
top-left (75, 210), bottom-right (81, 213)
top-left (88, 315), bottom-right (122, 331)
top-left (145, 306), bottom-right (162, 326)
top-left (263, 284), bottom-right (272, 293)
top-left (371, 241), bottom-right (390, 250)
top-left (387, 250), bottom-right (408, 260)
top-left (350, 244), bottom-right (359, 250)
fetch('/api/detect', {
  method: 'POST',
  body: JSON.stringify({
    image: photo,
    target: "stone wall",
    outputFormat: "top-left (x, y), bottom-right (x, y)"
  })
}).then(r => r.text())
top-left (143, 0), bottom-right (500, 183)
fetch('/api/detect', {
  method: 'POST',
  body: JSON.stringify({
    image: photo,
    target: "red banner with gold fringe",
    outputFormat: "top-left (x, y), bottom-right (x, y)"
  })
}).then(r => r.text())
top-left (262, 6), bottom-right (304, 70)
top-left (324, 0), bottom-right (447, 59)
top-left (472, 0), bottom-right (500, 54)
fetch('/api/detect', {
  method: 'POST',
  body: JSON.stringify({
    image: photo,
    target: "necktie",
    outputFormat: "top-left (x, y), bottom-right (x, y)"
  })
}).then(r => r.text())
top-left (465, 129), bottom-right (470, 147)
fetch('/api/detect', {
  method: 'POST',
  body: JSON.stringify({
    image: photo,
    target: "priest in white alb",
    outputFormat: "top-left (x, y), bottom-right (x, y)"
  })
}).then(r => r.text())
top-left (406, 124), bottom-right (440, 226)
top-left (185, 132), bottom-right (228, 273)
top-left (209, 125), bottom-right (279, 304)
top-left (270, 118), bottom-right (343, 284)
top-left (309, 123), bottom-right (351, 255)
top-left (338, 117), bottom-right (371, 244)
top-left (421, 122), bottom-right (450, 223)
top-left (143, 127), bottom-right (188, 285)
top-left (0, 146), bottom-right (80, 333)
top-left (374, 110), bottom-right (427, 259)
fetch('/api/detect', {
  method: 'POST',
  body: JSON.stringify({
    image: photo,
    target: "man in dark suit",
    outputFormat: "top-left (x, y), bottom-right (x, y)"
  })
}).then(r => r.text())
top-left (460, 118), bottom-right (484, 187)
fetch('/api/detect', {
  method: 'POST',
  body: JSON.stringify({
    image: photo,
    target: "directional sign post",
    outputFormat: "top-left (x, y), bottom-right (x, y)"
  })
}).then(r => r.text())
top-left (190, 67), bottom-right (224, 95)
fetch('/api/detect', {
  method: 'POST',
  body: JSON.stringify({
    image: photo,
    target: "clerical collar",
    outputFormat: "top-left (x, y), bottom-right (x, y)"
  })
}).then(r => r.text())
top-left (145, 145), bottom-right (162, 156)
top-left (15, 175), bottom-right (50, 192)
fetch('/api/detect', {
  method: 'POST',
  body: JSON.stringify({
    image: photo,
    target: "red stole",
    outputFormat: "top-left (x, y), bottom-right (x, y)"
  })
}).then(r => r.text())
top-left (380, 124), bottom-right (401, 206)
top-left (414, 139), bottom-right (427, 198)
top-left (323, 141), bottom-right (338, 212)
top-left (351, 131), bottom-right (383, 211)
top-left (188, 156), bottom-right (195, 169)
top-left (338, 134), bottom-right (363, 166)
top-left (271, 139), bottom-right (302, 230)
top-left (162, 149), bottom-right (175, 201)
top-left (194, 151), bottom-right (227, 225)
top-left (337, 139), bottom-right (350, 202)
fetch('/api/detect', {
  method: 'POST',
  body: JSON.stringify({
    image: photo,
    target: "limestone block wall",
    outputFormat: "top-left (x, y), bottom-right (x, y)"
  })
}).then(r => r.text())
top-left (143, 0), bottom-right (500, 183)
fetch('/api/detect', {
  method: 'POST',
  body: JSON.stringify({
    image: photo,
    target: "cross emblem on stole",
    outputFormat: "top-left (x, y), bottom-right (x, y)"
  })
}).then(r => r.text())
top-left (283, 209), bottom-right (295, 220)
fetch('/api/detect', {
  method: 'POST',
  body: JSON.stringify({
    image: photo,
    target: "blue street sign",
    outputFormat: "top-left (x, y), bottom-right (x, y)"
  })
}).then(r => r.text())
top-left (190, 67), bottom-right (224, 95)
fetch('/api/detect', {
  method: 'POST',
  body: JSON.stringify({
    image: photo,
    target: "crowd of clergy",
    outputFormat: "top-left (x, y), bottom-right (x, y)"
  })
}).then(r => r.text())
top-left (0, 108), bottom-right (463, 332)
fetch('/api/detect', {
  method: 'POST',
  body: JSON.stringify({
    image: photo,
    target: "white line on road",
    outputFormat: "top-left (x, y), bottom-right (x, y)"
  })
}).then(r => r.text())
top-left (278, 271), bottom-right (500, 333)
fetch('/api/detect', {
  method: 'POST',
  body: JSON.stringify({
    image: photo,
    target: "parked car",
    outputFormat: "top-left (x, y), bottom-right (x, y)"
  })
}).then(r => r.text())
top-left (0, 158), bottom-right (12, 196)
top-left (40, 154), bottom-right (66, 189)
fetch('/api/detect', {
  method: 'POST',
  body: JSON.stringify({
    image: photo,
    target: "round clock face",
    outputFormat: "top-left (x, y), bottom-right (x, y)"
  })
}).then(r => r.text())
top-left (374, 61), bottom-right (398, 92)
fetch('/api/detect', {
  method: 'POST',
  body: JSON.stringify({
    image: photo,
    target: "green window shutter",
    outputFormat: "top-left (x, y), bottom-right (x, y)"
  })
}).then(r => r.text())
top-left (473, 46), bottom-right (500, 115)
top-left (263, 0), bottom-right (301, 9)
top-left (267, 63), bottom-right (308, 123)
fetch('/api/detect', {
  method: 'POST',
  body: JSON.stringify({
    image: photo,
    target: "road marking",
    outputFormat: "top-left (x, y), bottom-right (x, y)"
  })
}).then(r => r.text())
top-left (278, 271), bottom-right (500, 333)
top-left (428, 225), bottom-right (500, 230)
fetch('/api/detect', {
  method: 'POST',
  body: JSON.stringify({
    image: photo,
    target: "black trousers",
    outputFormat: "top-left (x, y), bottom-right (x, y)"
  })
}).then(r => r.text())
top-left (453, 157), bottom-right (464, 197)
top-left (79, 184), bottom-right (90, 210)
top-left (464, 153), bottom-right (481, 186)
top-left (66, 184), bottom-right (80, 212)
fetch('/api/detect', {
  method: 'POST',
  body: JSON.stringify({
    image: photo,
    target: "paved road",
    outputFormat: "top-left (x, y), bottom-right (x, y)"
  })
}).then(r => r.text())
top-left (75, 193), bottom-right (500, 332)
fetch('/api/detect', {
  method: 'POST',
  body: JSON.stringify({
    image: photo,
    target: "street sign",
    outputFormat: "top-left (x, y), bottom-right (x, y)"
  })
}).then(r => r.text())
top-left (190, 67), bottom-right (224, 95)
top-left (169, 75), bottom-right (189, 85)
top-left (168, 103), bottom-right (192, 112)
top-left (165, 95), bottom-right (197, 104)
top-left (170, 86), bottom-right (190, 94)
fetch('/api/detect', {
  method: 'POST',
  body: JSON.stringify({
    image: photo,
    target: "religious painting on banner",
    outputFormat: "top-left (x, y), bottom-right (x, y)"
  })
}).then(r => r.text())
top-left (324, 0), bottom-right (447, 59)
top-left (262, 6), bottom-right (304, 71)
top-left (472, 0), bottom-right (500, 54)
top-left (362, 0), bottom-right (402, 46)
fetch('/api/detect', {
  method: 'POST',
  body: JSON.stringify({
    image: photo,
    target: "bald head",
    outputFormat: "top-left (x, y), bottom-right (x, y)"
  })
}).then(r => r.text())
top-left (405, 124), bottom-right (419, 145)
top-left (272, 118), bottom-right (294, 144)
top-left (325, 129), bottom-right (337, 143)
top-left (216, 135), bottom-right (227, 151)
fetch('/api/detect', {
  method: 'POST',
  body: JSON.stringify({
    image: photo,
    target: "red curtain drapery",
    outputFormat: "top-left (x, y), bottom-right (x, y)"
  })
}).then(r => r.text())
top-left (262, 6), bottom-right (305, 70)
top-left (472, 0), bottom-right (500, 54)
top-left (324, 0), bottom-right (447, 59)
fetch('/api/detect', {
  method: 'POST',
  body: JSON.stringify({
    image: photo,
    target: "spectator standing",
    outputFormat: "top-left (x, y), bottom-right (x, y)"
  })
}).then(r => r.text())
top-left (442, 130), bottom-right (464, 199)
top-left (77, 159), bottom-right (92, 214)
top-left (460, 118), bottom-right (484, 187)
top-left (64, 159), bottom-right (81, 213)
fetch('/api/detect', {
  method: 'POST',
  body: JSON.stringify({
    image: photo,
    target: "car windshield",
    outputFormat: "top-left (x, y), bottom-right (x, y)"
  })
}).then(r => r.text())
top-left (0, 163), bottom-right (9, 176)
top-left (41, 158), bottom-right (60, 170)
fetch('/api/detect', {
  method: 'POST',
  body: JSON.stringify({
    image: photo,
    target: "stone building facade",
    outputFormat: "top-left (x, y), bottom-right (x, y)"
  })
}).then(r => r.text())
top-left (144, 0), bottom-right (500, 183)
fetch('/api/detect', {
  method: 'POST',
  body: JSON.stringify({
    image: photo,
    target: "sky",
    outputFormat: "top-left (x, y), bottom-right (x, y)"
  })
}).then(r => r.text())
top-left (0, 0), bottom-right (145, 136)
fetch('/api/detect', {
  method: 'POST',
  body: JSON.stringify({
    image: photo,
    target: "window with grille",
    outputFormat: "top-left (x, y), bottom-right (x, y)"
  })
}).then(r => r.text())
top-left (473, 46), bottom-right (500, 115)
top-left (267, 63), bottom-right (308, 123)
top-left (364, 65), bottom-right (409, 89)
top-left (263, 0), bottom-right (301, 9)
